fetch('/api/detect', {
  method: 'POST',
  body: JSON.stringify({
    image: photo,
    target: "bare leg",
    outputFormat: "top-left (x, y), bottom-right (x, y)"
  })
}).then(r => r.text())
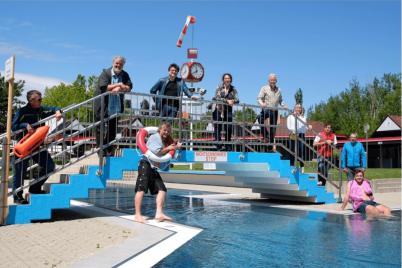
top-left (134, 191), bottom-right (147, 223)
top-left (365, 205), bottom-right (380, 218)
top-left (155, 191), bottom-right (172, 221)
top-left (376, 205), bottom-right (392, 217)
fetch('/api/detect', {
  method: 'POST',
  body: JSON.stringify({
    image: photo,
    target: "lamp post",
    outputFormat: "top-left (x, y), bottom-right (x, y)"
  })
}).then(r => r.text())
top-left (363, 123), bottom-right (370, 168)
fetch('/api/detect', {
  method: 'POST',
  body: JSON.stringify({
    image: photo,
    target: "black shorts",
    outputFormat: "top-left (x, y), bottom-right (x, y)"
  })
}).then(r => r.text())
top-left (135, 160), bottom-right (167, 195)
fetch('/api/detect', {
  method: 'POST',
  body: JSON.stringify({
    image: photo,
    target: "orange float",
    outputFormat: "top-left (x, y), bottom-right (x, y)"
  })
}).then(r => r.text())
top-left (13, 125), bottom-right (50, 158)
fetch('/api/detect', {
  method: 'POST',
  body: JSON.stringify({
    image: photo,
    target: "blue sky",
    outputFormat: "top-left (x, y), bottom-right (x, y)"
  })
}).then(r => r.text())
top-left (0, 0), bottom-right (400, 110)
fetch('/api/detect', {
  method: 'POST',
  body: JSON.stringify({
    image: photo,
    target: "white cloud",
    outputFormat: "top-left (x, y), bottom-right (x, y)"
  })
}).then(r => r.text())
top-left (1, 71), bottom-right (69, 99)
top-left (0, 41), bottom-right (56, 61)
top-left (15, 72), bottom-right (69, 93)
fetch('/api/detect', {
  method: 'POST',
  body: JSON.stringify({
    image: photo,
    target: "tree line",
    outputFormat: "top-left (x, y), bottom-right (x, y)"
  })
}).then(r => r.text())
top-left (307, 73), bottom-right (401, 137)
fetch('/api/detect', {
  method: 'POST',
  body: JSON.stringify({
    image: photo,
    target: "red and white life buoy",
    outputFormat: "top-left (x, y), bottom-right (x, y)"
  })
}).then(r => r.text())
top-left (136, 127), bottom-right (175, 163)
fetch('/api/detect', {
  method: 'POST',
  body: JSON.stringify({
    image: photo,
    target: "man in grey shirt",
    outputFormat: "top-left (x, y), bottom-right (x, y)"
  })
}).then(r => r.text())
top-left (134, 122), bottom-right (182, 223)
top-left (257, 73), bottom-right (286, 151)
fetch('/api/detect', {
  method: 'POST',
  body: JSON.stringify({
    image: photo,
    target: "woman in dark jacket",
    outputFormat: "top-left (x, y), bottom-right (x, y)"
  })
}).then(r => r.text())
top-left (212, 73), bottom-right (239, 151)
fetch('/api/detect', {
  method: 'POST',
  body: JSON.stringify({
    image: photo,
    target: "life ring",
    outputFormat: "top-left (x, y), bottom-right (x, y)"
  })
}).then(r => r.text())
top-left (136, 127), bottom-right (175, 163)
top-left (13, 125), bottom-right (50, 158)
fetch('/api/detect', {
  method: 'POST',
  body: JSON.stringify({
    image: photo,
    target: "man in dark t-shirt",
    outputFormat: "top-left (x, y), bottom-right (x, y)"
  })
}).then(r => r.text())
top-left (150, 63), bottom-right (197, 119)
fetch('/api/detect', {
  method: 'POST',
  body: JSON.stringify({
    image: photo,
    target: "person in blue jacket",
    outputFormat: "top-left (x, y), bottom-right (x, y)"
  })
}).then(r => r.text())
top-left (12, 90), bottom-right (62, 204)
top-left (150, 63), bottom-right (197, 120)
top-left (341, 133), bottom-right (367, 181)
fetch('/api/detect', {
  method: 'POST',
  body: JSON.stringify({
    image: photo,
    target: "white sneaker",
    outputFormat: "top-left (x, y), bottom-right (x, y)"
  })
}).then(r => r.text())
top-left (301, 167), bottom-right (305, 174)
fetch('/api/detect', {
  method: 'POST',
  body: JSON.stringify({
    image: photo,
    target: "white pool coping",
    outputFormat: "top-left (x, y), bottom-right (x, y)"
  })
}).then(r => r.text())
top-left (69, 200), bottom-right (202, 268)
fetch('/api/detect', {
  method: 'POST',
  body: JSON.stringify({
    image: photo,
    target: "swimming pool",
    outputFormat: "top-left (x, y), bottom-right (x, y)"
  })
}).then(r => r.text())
top-left (83, 187), bottom-right (401, 267)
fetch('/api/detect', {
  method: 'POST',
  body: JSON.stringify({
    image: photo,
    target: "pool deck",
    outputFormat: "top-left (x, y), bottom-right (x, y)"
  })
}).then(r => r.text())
top-left (1, 182), bottom-right (400, 267)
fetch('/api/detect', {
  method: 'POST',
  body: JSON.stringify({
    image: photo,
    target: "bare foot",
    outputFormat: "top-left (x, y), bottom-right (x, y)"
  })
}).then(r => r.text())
top-left (155, 213), bottom-right (173, 222)
top-left (134, 214), bottom-right (147, 223)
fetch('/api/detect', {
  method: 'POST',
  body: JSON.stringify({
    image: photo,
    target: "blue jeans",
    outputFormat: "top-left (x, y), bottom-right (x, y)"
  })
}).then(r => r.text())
top-left (346, 167), bottom-right (361, 181)
top-left (290, 133), bottom-right (305, 167)
top-left (161, 105), bottom-right (178, 121)
top-left (13, 150), bottom-right (55, 197)
top-left (317, 156), bottom-right (329, 186)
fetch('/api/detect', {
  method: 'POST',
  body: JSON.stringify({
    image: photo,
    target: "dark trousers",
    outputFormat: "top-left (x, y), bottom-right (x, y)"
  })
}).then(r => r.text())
top-left (161, 104), bottom-right (178, 120)
top-left (317, 156), bottom-right (329, 186)
top-left (13, 150), bottom-right (55, 198)
top-left (290, 133), bottom-right (306, 167)
top-left (258, 109), bottom-right (278, 147)
top-left (213, 109), bottom-right (233, 150)
top-left (96, 116), bottom-right (118, 155)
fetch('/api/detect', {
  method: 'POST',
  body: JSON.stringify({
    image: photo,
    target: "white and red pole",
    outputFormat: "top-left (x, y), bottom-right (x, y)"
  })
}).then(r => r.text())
top-left (176, 15), bottom-right (196, 48)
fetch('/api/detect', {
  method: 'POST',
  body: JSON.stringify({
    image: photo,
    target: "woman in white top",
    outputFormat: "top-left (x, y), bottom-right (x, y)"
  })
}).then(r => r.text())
top-left (286, 103), bottom-right (312, 172)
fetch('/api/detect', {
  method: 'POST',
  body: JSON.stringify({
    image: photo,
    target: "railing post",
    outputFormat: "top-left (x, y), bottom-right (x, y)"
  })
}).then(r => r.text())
top-left (179, 94), bottom-right (183, 142)
top-left (242, 104), bottom-right (246, 154)
top-left (1, 136), bottom-right (9, 225)
top-left (338, 156), bottom-right (343, 202)
top-left (294, 112), bottom-right (298, 169)
top-left (97, 94), bottom-right (105, 176)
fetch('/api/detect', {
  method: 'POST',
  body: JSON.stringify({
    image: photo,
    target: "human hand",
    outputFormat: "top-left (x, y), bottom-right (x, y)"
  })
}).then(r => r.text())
top-left (260, 102), bottom-right (267, 108)
top-left (308, 125), bottom-right (313, 130)
top-left (26, 124), bottom-right (34, 133)
top-left (326, 140), bottom-right (333, 145)
top-left (55, 110), bottom-right (62, 121)
top-left (227, 100), bottom-right (235, 106)
top-left (112, 86), bottom-right (122, 92)
top-left (175, 142), bottom-right (182, 149)
top-left (44, 135), bottom-right (55, 144)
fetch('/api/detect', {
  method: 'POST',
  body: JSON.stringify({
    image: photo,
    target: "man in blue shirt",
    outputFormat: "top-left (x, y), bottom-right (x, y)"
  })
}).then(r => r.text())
top-left (134, 122), bottom-right (182, 223)
top-left (341, 133), bottom-right (367, 181)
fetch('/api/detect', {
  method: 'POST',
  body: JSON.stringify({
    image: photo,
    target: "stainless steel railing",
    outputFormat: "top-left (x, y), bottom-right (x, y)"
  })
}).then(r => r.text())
top-left (0, 91), bottom-right (343, 203)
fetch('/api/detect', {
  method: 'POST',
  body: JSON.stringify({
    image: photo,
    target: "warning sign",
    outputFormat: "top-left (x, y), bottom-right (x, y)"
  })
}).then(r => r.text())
top-left (194, 151), bottom-right (227, 162)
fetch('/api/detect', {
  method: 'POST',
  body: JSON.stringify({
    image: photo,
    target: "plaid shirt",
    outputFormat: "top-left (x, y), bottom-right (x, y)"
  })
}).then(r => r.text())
top-left (257, 85), bottom-right (283, 108)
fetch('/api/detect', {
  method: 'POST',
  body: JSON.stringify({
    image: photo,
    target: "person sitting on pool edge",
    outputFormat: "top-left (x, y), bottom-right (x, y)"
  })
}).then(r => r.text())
top-left (134, 122), bottom-right (182, 223)
top-left (340, 170), bottom-right (392, 217)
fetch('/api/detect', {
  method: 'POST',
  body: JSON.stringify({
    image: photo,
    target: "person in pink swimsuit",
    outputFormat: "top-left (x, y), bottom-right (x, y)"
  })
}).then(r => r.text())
top-left (340, 170), bottom-right (392, 217)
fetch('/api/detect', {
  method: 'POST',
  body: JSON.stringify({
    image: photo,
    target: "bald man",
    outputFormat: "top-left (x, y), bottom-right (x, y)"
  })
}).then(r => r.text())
top-left (257, 73), bottom-right (286, 151)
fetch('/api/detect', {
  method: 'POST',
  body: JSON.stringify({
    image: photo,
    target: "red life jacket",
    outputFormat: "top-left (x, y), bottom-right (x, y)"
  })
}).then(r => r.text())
top-left (317, 131), bottom-right (335, 157)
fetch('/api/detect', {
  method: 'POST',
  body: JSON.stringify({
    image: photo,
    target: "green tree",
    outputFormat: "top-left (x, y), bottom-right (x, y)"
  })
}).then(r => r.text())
top-left (308, 73), bottom-right (401, 137)
top-left (294, 88), bottom-right (303, 105)
top-left (42, 74), bottom-right (95, 123)
top-left (42, 74), bottom-right (94, 108)
top-left (0, 77), bottom-right (25, 132)
top-left (234, 107), bottom-right (258, 124)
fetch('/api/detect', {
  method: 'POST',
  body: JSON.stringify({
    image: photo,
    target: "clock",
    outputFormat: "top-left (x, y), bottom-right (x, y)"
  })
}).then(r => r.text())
top-left (180, 61), bottom-right (205, 82)
top-left (180, 64), bottom-right (189, 80)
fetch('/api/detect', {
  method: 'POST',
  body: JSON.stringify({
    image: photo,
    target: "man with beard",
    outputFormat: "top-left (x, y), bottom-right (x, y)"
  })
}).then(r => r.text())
top-left (134, 122), bottom-right (181, 223)
top-left (94, 56), bottom-right (133, 156)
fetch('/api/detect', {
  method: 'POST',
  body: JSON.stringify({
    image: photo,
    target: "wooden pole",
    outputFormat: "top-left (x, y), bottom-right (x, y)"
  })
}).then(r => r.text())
top-left (1, 55), bottom-right (15, 225)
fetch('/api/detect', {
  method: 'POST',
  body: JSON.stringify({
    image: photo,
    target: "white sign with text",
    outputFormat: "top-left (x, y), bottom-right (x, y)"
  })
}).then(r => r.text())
top-left (5, 56), bottom-right (15, 81)
top-left (194, 151), bottom-right (228, 162)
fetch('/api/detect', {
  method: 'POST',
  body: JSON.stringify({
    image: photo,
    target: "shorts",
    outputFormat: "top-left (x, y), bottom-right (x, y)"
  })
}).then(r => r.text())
top-left (135, 159), bottom-right (167, 195)
top-left (357, 200), bottom-right (380, 214)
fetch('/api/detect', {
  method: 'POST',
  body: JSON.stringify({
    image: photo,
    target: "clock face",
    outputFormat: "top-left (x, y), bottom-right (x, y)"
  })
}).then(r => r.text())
top-left (180, 64), bottom-right (189, 79)
top-left (190, 62), bottom-right (204, 79)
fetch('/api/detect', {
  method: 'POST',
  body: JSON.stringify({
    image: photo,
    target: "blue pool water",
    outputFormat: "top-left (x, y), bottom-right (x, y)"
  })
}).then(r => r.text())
top-left (83, 187), bottom-right (401, 267)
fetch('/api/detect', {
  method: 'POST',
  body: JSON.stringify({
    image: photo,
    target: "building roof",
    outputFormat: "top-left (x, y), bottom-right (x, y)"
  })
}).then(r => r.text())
top-left (376, 115), bottom-right (401, 132)
top-left (389, 115), bottom-right (401, 127)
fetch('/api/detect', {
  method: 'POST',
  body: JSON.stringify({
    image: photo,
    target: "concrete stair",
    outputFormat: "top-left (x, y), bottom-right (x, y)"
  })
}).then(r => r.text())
top-left (7, 149), bottom-right (336, 224)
